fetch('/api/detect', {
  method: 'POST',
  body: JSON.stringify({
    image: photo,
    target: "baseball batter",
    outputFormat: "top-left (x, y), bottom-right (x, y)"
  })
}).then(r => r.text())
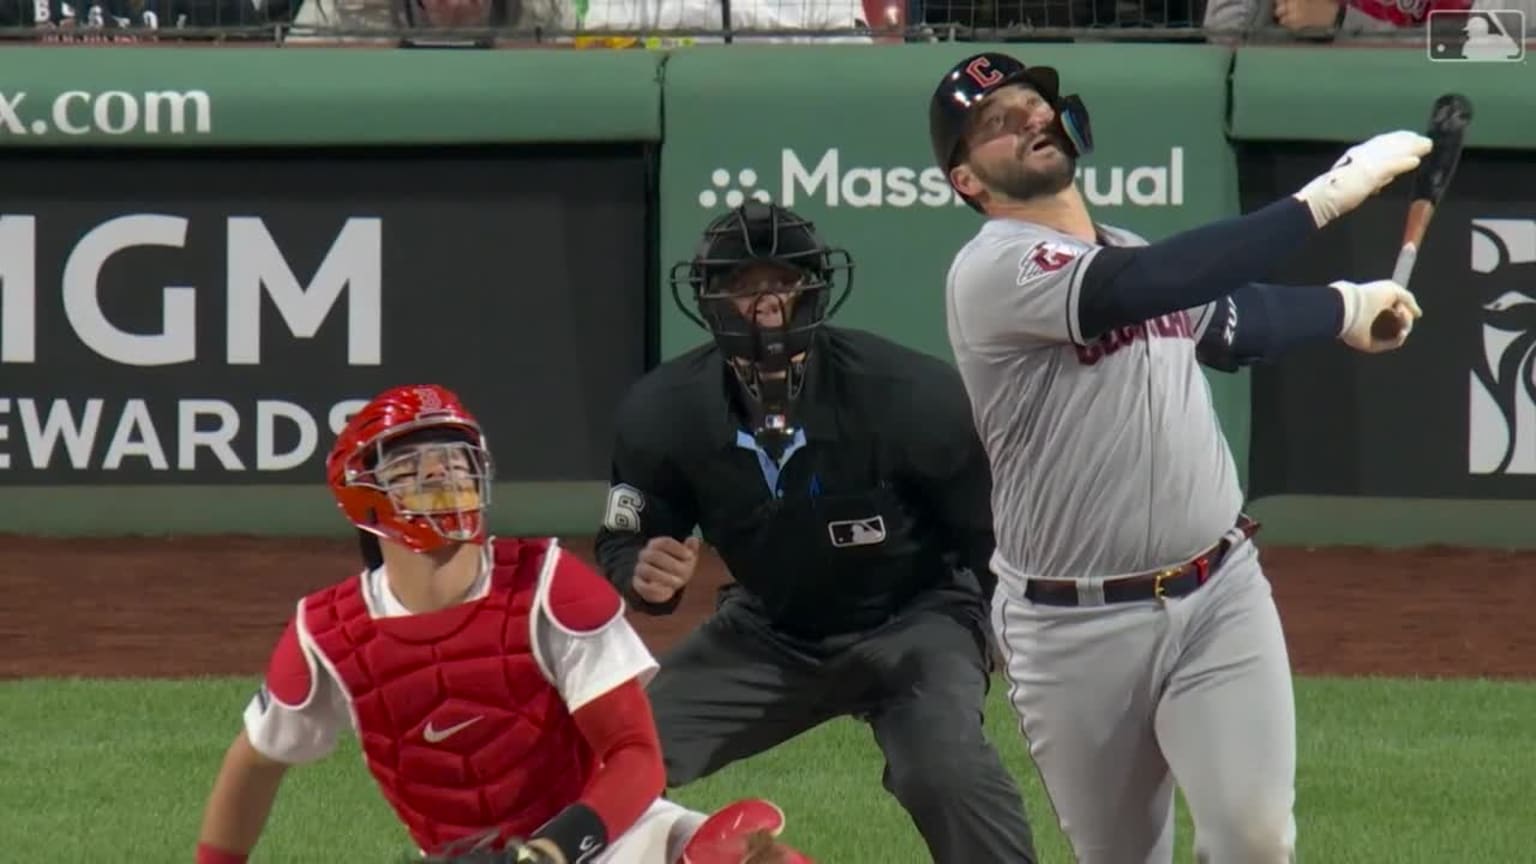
top-left (927, 53), bottom-right (1431, 863)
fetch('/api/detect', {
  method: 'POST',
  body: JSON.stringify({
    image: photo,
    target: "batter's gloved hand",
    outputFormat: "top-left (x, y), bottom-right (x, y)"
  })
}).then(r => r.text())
top-left (1293, 131), bottom-right (1432, 229)
top-left (1331, 279), bottom-right (1423, 353)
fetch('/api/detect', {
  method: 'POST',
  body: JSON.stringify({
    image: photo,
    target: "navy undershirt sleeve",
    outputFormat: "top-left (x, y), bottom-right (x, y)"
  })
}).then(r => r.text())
top-left (1077, 196), bottom-right (1317, 341)
top-left (1195, 282), bottom-right (1345, 372)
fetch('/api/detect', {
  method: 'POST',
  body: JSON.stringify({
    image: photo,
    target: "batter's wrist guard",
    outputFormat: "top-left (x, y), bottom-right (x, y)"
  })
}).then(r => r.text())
top-left (531, 802), bottom-right (609, 864)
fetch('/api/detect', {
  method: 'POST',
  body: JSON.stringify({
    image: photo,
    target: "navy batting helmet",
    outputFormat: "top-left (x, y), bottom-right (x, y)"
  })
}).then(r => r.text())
top-left (928, 52), bottom-right (1094, 181)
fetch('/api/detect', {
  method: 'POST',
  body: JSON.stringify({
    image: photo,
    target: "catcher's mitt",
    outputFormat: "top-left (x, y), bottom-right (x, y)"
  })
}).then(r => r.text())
top-left (419, 836), bottom-right (555, 864)
top-left (741, 830), bottom-right (797, 864)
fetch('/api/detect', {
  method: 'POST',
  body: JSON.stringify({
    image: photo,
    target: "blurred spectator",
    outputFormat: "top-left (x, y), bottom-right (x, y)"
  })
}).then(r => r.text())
top-left (287, 0), bottom-right (878, 42)
top-left (538, 0), bottom-right (878, 42)
top-left (923, 0), bottom-right (1205, 32)
top-left (1204, 0), bottom-right (1476, 36)
top-left (287, 0), bottom-right (394, 35)
top-left (286, 0), bottom-right (511, 43)
top-left (6, 0), bottom-right (295, 37)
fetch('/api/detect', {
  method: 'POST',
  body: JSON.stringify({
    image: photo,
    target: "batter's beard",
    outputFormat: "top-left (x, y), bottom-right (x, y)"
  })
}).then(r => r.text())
top-left (974, 143), bottom-right (1077, 203)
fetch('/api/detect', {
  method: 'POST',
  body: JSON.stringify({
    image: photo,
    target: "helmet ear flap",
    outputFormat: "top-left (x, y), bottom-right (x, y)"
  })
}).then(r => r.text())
top-left (1057, 95), bottom-right (1094, 159)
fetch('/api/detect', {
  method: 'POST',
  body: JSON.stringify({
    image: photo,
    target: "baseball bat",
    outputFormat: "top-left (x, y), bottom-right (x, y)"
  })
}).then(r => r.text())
top-left (1370, 93), bottom-right (1474, 340)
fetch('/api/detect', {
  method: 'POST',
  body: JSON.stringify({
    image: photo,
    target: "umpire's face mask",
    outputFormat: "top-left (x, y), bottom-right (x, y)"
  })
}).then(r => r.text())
top-left (704, 264), bottom-right (821, 458)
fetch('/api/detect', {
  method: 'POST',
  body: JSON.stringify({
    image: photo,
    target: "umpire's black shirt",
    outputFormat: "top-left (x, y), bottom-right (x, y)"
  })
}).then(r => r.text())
top-left (594, 326), bottom-right (997, 640)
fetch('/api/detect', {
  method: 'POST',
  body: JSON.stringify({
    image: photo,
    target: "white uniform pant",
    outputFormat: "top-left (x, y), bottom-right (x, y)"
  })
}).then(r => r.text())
top-left (601, 799), bottom-right (710, 863)
top-left (991, 540), bottom-right (1298, 863)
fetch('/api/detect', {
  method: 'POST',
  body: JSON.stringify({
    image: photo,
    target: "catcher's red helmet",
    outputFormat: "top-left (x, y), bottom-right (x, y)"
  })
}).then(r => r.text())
top-left (326, 384), bottom-right (492, 553)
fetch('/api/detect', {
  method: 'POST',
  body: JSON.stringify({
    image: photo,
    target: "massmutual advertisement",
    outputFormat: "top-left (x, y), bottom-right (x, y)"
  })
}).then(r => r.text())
top-left (657, 45), bottom-right (1238, 365)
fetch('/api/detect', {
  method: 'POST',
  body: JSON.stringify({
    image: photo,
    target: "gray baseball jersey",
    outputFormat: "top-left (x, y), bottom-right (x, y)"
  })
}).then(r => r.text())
top-left (944, 218), bottom-right (1244, 583)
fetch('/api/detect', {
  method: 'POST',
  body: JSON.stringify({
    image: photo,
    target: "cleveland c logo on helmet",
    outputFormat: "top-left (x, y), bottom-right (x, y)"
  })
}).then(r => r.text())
top-left (964, 57), bottom-right (1004, 88)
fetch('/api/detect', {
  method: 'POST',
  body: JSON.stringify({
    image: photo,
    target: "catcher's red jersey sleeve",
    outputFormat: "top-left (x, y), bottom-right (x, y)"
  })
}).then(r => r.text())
top-left (262, 617), bottom-right (313, 706)
top-left (535, 548), bottom-right (658, 712)
top-left (242, 604), bottom-right (350, 765)
top-left (566, 679), bottom-right (667, 848)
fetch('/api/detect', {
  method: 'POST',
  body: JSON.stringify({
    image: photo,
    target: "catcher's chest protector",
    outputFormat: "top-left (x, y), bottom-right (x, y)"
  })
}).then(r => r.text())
top-left (302, 539), bottom-right (596, 854)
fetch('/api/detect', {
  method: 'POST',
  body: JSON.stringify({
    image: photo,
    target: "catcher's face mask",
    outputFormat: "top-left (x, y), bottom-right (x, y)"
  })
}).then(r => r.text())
top-left (355, 431), bottom-right (492, 546)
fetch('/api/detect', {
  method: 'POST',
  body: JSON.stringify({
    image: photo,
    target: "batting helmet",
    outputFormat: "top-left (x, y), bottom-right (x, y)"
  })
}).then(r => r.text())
top-left (327, 384), bottom-right (493, 554)
top-left (928, 52), bottom-right (1094, 184)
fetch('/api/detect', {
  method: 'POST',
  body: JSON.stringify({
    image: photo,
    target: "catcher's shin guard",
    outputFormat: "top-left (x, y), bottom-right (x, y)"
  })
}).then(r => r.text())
top-left (680, 798), bottom-right (814, 864)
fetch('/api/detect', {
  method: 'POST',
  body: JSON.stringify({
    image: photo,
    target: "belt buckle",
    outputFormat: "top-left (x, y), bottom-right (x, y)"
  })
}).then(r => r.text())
top-left (1153, 567), bottom-right (1178, 605)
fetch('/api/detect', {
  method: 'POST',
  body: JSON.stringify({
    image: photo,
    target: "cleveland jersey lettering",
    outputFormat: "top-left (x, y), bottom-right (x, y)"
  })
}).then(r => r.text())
top-left (944, 218), bottom-right (1237, 581)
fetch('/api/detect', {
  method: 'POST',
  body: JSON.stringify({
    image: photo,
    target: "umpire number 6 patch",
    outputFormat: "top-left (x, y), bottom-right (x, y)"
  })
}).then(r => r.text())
top-left (603, 484), bottom-right (645, 533)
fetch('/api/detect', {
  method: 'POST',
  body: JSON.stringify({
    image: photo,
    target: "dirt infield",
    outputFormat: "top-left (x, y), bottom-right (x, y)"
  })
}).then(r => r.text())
top-left (3, 535), bottom-right (1535, 681)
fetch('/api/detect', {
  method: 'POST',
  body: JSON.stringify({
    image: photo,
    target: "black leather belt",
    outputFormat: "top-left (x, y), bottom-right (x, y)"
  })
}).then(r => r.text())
top-left (1024, 515), bottom-right (1260, 607)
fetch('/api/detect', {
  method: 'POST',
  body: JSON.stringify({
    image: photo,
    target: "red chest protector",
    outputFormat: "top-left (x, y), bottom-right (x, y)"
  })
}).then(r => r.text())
top-left (300, 537), bottom-right (596, 854)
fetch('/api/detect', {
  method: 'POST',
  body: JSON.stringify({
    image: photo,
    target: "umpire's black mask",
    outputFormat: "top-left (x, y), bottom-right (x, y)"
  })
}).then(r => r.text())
top-left (670, 203), bottom-right (853, 458)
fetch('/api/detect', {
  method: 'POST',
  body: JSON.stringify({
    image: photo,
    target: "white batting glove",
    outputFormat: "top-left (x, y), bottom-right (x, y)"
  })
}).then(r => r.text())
top-left (1331, 279), bottom-right (1423, 353)
top-left (1294, 131), bottom-right (1433, 229)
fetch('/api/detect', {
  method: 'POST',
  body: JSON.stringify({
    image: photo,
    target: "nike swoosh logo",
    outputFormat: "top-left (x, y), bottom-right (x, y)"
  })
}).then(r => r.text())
top-left (423, 715), bottom-right (483, 743)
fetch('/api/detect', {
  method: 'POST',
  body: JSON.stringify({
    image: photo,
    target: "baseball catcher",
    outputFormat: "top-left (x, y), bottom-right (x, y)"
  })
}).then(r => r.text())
top-left (193, 383), bottom-right (812, 864)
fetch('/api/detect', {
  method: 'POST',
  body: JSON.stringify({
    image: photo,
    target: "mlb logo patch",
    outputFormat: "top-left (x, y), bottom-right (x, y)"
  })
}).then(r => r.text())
top-left (828, 516), bottom-right (887, 548)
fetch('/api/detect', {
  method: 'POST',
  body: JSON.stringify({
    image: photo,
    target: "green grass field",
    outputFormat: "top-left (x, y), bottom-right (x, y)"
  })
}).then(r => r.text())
top-left (3, 675), bottom-right (1532, 863)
